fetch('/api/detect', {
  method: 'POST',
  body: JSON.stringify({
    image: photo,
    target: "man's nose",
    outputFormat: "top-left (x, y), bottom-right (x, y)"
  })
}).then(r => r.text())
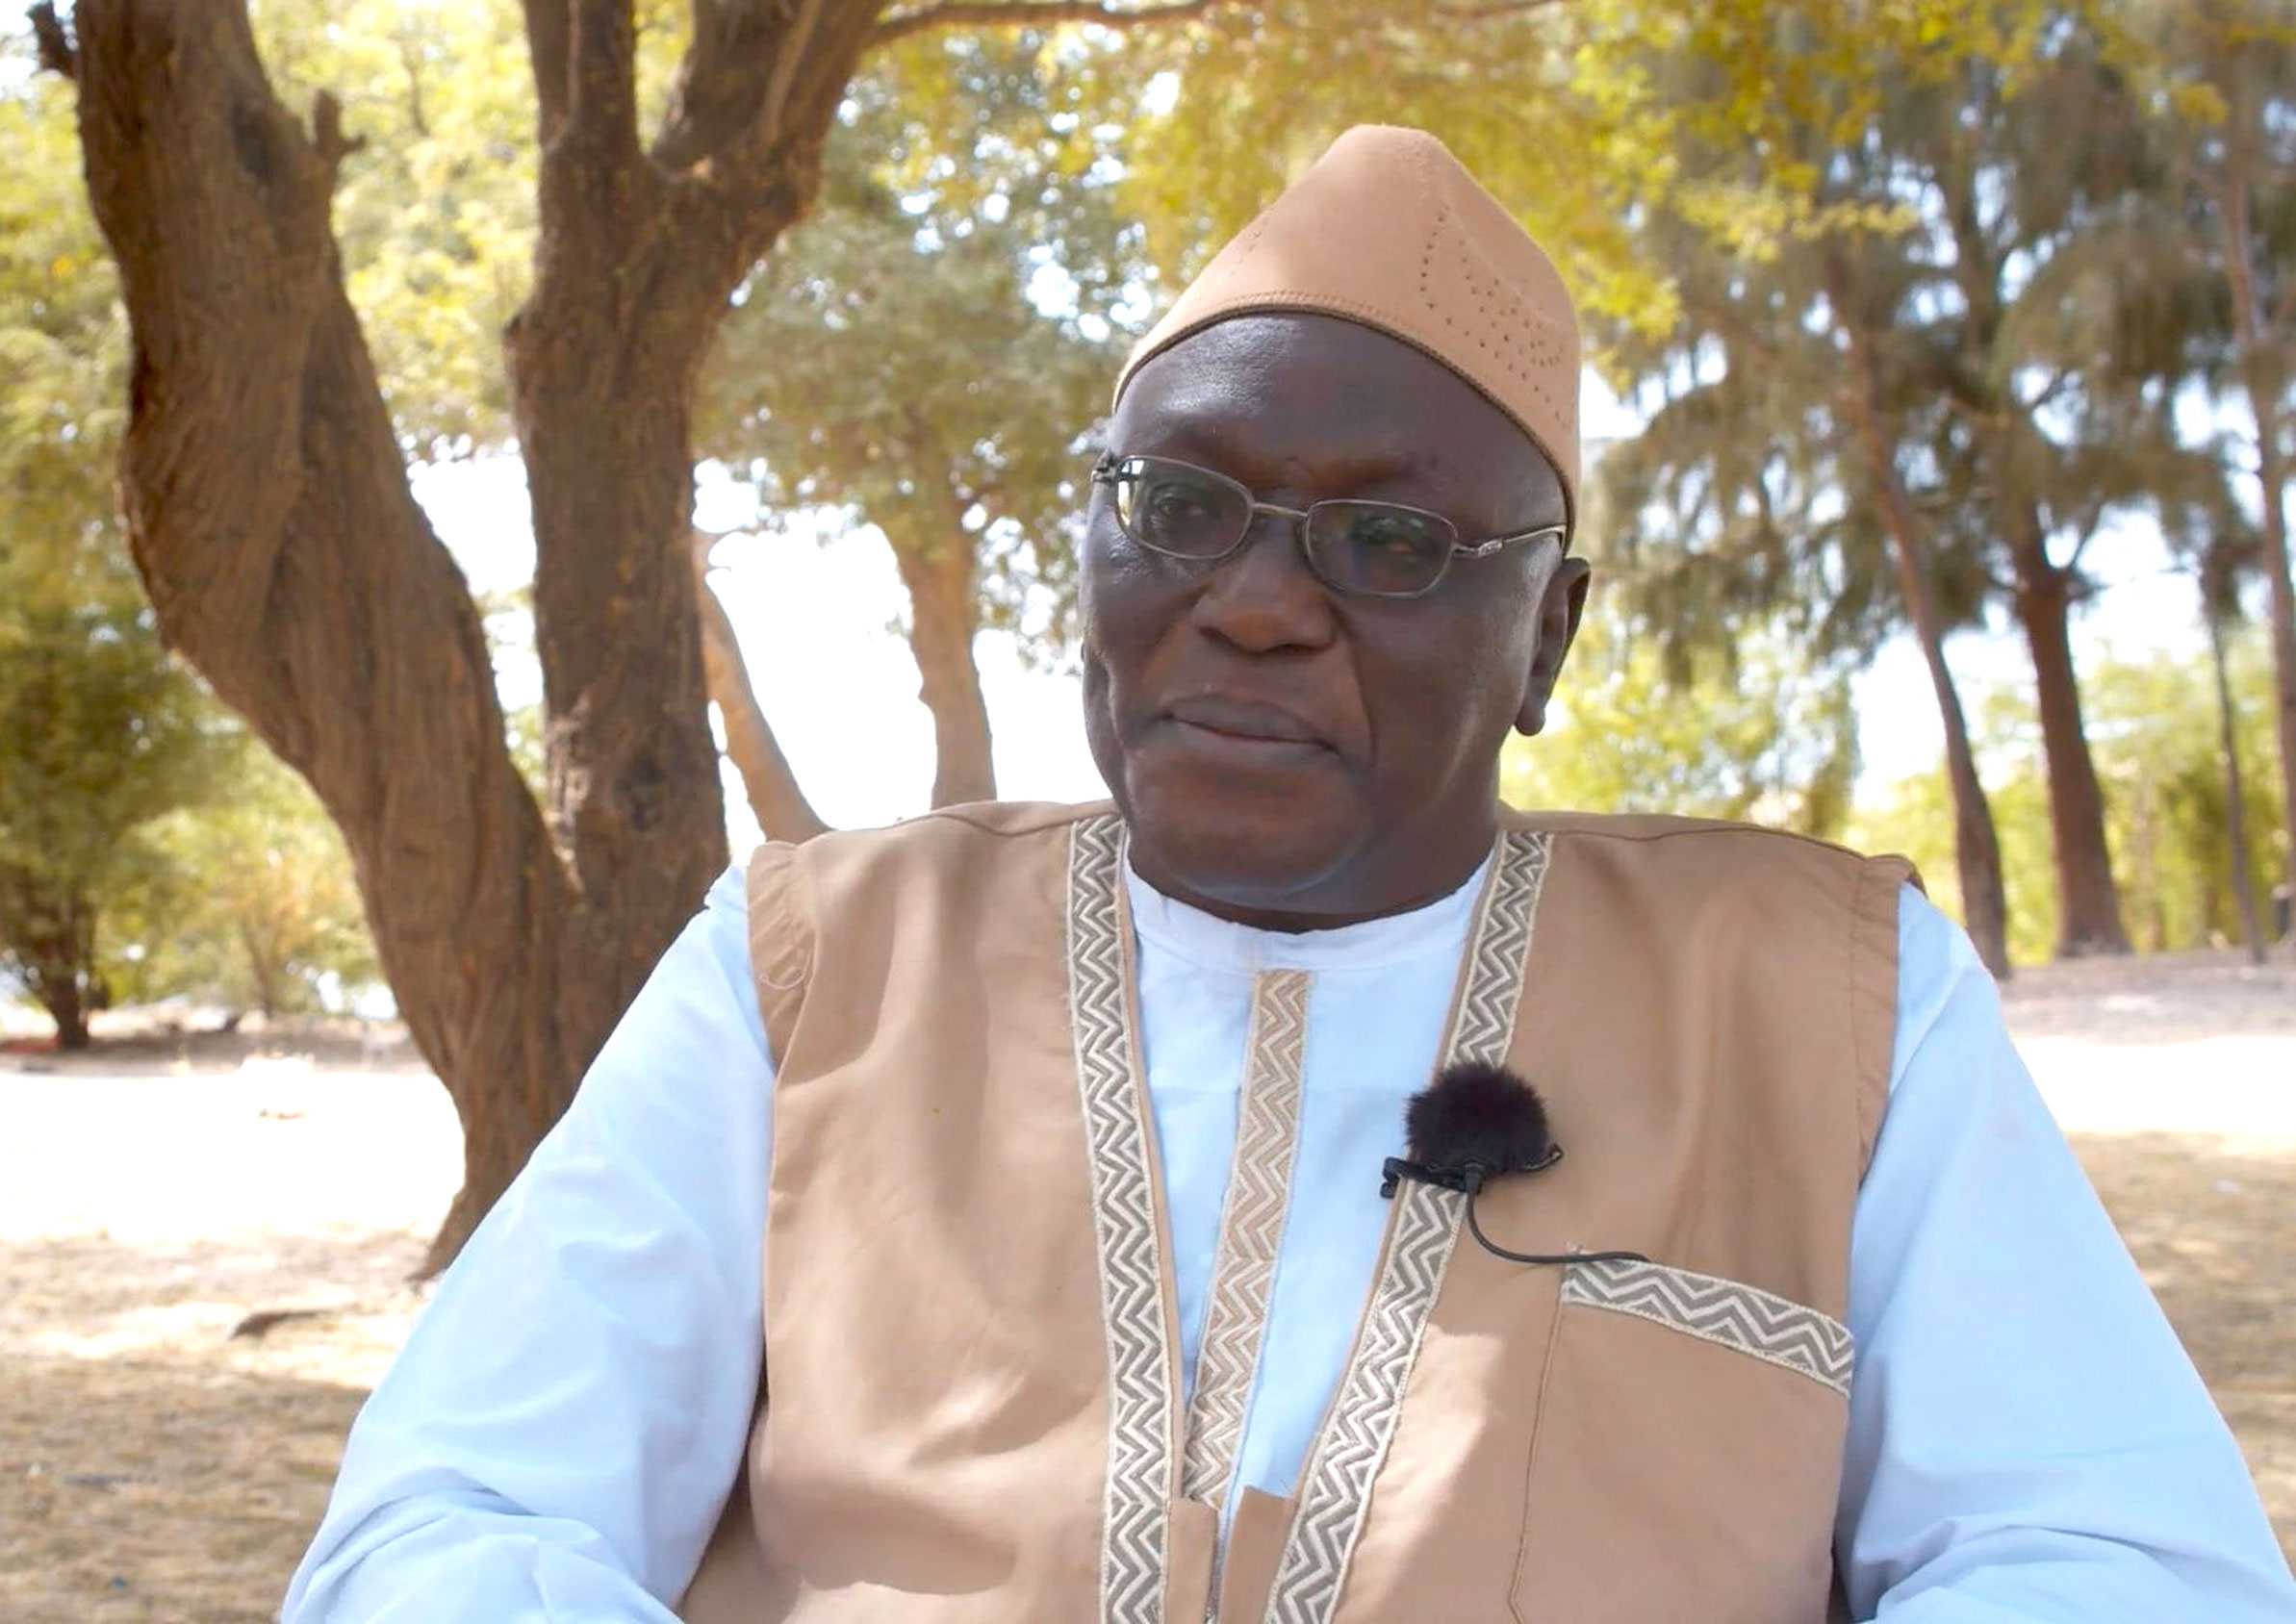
top-left (1186, 510), bottom-right (1339, 654)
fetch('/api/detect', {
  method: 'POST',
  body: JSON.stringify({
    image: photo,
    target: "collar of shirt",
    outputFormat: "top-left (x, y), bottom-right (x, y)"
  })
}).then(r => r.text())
top-left (1122, 851), bottom-right (1493, 975)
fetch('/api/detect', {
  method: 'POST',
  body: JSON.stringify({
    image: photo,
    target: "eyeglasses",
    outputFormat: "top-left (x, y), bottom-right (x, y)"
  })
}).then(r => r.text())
top-left (1089, 451), bottom-right (1567, 601)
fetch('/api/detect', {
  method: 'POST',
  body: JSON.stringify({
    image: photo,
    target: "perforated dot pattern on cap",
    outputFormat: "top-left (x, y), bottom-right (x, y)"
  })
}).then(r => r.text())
top-left (1418, 202), bottom-right (1569, 418)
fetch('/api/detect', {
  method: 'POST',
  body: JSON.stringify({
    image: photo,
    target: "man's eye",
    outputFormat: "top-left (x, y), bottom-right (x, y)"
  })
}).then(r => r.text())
top-left (1354, 517), bottom-right (1433, 556)
top-left (1143, 487), bottom-right (1216, 533)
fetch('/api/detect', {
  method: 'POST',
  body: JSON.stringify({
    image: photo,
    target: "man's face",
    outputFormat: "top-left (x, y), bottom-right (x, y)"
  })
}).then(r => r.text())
top-left (1080, 313), bottom-right (1588, 926)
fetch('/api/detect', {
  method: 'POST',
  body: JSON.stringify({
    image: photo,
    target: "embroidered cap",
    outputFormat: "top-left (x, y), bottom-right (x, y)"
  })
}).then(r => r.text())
top-left (1112, 124), bottom-right (1583, 534)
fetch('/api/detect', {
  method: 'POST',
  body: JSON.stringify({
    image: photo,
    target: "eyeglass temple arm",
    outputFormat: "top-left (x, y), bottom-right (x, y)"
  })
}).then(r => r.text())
top-left (1456, 524), bottom-right (1569, 559)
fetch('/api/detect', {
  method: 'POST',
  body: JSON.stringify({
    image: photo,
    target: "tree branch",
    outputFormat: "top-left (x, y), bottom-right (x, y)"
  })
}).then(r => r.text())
top-left (565, 0), bottom-right (642, 164)
top-left (689, 529), bottom-right (831, 843)
top-left (518, 0), bottom-right (572, 146)
top-left (29, 2), bottom-right (76, 77)
top-left (1429, 0), bottom-right (1568, 16)
top-left (869, 0), bottom-right (1215, 51)
top-left (310, 89), bottom-right (367, 187)
top-left (757, 0), bottom-right (828, 150)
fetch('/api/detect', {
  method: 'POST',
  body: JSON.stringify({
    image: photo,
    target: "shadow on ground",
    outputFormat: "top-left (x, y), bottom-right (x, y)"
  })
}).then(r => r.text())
top-left (0, 1132), bottom-right (2287, 1618)
top-left (2, 1354), bottom-right (368, 1623)
top-left (2080, 1129), bottom-right (2296, 1558)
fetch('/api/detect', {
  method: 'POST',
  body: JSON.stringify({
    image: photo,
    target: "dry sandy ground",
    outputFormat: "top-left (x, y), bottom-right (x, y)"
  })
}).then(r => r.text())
top-left (3, 961), bottom-right (2293, 1620)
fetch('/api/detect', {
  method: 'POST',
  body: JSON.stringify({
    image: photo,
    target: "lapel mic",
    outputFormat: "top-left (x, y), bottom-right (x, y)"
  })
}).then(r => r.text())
top-left (1382, 1060), bottom-right (1647, 1268)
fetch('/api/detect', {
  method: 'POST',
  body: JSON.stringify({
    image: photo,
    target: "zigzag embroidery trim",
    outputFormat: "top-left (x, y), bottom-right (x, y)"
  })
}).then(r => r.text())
top-left (1068, 815), bottom-right (1177, 1624)
top-left (1183, 970), bottom-right (1312, 1508)
top-left (1263, 829), bottom-right (1550, 1624)
top-left (1560, 1257), bottom-right (1855, 1396)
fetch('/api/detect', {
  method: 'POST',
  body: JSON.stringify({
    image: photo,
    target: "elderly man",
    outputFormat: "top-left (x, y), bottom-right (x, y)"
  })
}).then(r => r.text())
top-left (285, 127), bottom-right (2295, 1621)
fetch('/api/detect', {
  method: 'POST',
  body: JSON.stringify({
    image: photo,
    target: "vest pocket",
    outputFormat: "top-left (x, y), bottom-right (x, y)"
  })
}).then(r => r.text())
top-left (1557, 1258), bottom-right (1852, 1397)
top-left (1510, 1260), bottom-right (1851, 1623)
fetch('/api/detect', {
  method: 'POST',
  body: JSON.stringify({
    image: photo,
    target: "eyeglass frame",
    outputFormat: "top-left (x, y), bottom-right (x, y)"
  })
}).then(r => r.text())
top-left (1087, 449), bottom-right (1570, 601)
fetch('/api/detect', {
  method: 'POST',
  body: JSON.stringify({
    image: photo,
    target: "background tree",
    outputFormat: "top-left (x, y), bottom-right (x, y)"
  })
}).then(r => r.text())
top-left (0, 65), bottom-right (226, 1048)
top-left (1588, 8), bottom-right (2202, 961)
top-left (0, 561), bottom-right (226, 1049)
top-left (1854, 637), bottom-right (2282, 963)
top-left (1504, 599), bottom-right (1862, 840)
top-left (1582, 120), bottom-right (2015, 972)
top-left (2131, 0), bottom-right (2296, 936)
top-left (1906, 35), bottom-right (2170, 955)
top-left (109, 733), bottom-right (383, 1019)
top-left (702, 38), bottom-right (1131, 806)
top-left (2153, 439), bottom-right (2276, 961)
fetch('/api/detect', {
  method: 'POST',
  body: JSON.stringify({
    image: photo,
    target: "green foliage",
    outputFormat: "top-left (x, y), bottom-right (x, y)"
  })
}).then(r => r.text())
top-left (248, 0), bottom-right (541, 453)
top-left (1851, 630), bottom-right (2285, 963)
top-left (1501, 597), bottom-right (1861, 841)
top-left (1102, 1), bottom-right (2099, 343)
top-left (701, 36), bottom-right (1132, 653)
top-left (0, 49), bottom-right (227, 1039)
top-left (0, 562), bottom-right (229, 1036)
top-left (0, 61), bottom-right (125, 578)
top-left (108, 732), bottom-right (382, 1018)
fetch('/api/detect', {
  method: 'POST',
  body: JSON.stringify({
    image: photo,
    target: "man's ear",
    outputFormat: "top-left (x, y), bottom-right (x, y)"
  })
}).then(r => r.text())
top-left (1516, 554), bottom-right (1591, 737)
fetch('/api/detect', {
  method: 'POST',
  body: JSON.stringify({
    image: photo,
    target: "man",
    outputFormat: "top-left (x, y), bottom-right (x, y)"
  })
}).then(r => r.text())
top-left (284, 127), bottom-right (2296, 1621)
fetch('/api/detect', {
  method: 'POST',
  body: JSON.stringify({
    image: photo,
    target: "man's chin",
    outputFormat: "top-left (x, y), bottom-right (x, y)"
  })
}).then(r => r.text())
top-left (1118, 798), bottom-right (1365, 918)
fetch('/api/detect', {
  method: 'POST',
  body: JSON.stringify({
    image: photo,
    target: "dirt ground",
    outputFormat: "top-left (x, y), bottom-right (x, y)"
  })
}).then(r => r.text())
top-left (3, 962), bottom-right (2293, 1621)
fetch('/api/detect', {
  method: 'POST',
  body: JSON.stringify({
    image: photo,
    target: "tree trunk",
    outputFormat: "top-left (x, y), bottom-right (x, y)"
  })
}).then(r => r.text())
top-left (46, 978), bottom-right (90, 1052)
top-left (889, 530), bottom-right (997, 808)
top-left (2206, 598), bottom-right (2269, 966)
top-left (1835, 306), bottom-right (2012, 977)
top-left (240, 919), bottom-right (285, 1022)
top-left (2003, 517), bottom-right (2130, 957)
top-left (1897, 545), bottom-right (2013, 977)
top-left (2216, 107), bottom-right (2296, 952)
top-left (2255, 417), bottom-right (2296, 945)
top-left (46, 0), bottom-right (875, 1273)
top-left (0, 862), bottom-right (97, 1050)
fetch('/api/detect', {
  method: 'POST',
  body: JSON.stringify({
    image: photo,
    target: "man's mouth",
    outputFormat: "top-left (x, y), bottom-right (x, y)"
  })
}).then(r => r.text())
top-left (1163, 696), bottom-right (1327, 748)
top-left (1157, 694), bottom-right (1340, 767)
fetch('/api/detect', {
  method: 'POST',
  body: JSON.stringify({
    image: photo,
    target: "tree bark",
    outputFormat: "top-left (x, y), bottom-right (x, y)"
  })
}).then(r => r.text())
top-left (889, 525), bottom-right (998, 808)
top-left (1835, 301), bottom-right (2012, 977)
top-left (2204, 596), bottom-right (2268, 966)
top-left (2002, 507), bottom-right (2130, 956)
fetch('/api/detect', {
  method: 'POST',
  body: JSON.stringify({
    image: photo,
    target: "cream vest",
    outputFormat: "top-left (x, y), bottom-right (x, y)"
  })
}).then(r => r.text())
top-left (682, 801), bottom-right (1911, 1623)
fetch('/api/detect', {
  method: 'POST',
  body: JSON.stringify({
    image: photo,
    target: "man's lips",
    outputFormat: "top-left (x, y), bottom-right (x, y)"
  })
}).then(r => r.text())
top-left (1161, 696), bottom-right (1330, 749)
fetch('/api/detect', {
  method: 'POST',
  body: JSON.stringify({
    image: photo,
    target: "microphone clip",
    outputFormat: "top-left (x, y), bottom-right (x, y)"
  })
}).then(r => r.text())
top-left (1381, 1147), bottom-right (1562, 1200)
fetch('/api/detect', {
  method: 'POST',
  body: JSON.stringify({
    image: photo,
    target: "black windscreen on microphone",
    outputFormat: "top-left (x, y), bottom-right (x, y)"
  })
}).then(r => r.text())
top-left (1405, 1059), bottom-right (1560, 1183)
top-left (1381, 1060), bottom-right (1647, 1269)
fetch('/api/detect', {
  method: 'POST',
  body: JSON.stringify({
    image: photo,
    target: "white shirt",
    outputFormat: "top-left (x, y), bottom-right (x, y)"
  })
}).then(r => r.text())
top-left (283, 861), bottom-right (2296, 1622)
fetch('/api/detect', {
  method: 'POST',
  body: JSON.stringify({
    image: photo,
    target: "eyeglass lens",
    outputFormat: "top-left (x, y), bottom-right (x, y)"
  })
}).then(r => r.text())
top-left (1110, 457), bottom-right (1457, 597)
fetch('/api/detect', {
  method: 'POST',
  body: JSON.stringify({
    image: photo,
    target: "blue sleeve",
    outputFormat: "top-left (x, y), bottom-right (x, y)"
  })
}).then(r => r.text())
top-left (282, 864), bottom-right (774, 1622)
top-left (1835, 886), bottom-right (2296, 1619)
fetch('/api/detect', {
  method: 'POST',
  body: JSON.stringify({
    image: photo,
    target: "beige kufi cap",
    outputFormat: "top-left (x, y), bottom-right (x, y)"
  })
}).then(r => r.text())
top-left (1114, 125), bottom-right (1582, 530)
